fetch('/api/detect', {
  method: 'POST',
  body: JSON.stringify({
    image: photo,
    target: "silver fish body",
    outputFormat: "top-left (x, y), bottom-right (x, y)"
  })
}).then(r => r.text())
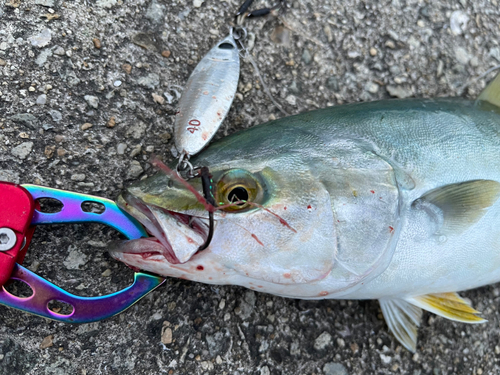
top-left (112, 75), bottom-right (500, 351)
top-left (174, 34), bottom-right (240, 156)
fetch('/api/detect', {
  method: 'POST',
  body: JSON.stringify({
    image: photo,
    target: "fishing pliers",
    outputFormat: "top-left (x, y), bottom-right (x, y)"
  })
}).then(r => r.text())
top-left (0, 182), bottom-right (165, 323)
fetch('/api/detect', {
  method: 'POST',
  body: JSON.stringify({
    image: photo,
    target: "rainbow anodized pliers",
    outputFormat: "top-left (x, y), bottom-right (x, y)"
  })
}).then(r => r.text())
top-left (0, 182), bottom-right (165, 323)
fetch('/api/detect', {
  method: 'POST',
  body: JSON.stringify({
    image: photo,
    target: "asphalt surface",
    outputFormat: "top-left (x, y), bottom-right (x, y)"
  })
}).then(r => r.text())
top-left (1, 0), bottom-right (500, 374)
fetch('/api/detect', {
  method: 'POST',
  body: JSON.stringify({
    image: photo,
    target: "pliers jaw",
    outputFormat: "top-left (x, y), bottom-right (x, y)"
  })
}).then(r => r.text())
top-left (0, 182), bottom-right (165, 323)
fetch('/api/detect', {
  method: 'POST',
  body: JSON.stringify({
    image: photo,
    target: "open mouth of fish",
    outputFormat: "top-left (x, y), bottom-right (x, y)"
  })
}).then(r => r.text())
top-left (111, 192), bottom-right (212, 264)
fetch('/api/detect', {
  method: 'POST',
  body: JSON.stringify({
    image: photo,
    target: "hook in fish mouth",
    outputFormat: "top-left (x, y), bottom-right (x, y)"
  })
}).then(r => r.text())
top-left (110, 191), bottom-right (213, 264)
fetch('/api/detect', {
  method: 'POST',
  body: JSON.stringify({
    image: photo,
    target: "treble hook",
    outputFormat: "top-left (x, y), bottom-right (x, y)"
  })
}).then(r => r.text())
top-left (235, 0), bottom-right (287, 20)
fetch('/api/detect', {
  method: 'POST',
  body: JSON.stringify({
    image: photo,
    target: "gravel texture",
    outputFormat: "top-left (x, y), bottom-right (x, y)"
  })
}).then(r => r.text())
top-left (1, 0), bottom-right (500, 374)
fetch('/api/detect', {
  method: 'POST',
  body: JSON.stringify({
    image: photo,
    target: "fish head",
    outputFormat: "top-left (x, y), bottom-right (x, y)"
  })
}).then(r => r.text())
top-left (112, 154), bottom-right (338, 285)
top-left (111, 126), bottom-right (401, 298)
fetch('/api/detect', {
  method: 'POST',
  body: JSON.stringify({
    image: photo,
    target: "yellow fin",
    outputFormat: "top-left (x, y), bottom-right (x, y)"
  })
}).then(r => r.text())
top-left (414, 180), bottom-right (500, 235)
top-left (477, 72), bottom-right (500, 111)
top-left (407, 292), bottom-right (486, 324)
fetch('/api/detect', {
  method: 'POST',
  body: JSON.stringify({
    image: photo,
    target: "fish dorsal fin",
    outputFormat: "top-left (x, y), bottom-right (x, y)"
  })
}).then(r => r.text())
top-left (477, 72), bottom-right (500, 112)
top-left (412, 180), bottom-right (500, 235)
top-left (407, 292), bottom-right (486, 324)
top-left (379, 298), bottom-right (422, 352)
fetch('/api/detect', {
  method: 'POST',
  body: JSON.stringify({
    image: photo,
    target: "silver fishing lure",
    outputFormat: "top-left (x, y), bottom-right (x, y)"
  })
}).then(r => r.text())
top-left (174, 33), bottom-right (240, 158)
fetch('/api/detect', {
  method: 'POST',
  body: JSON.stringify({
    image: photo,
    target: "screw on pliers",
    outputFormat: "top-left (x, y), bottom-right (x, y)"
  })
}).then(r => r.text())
top-left (0, 182), bottom-right (165, 323)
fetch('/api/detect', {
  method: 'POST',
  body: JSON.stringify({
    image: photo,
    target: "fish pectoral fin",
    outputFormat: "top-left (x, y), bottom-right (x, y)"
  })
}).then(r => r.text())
top-left (413, 179), bottom-right (500, 235)
top-left (407, 292), bottom-right (487, 324)
top-left (379, 298), bottom-right (423, 352)
top-left (476, 72), bottom-right (500, 112)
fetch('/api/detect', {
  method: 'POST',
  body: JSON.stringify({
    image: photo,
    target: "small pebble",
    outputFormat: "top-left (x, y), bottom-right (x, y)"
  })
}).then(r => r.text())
top-left (36, 94), bottom-right (47, 105)
top-left (301, 49), bottom-right (312, 65)
top-left (40, 335), bottom-right (54, 349)
top-left (127, 160), bottom-right (143, 179)
top-left (54, 46), bottom-right (65, 56)
top-left (11, 142), bottom-right (33, 160)
top-left (380, 353), bottom-right (392, 364)
top-left (193, 0), bottom-right (204, 7)
top-left (370, 47), bottom-right (377, 56)
top-left (161, 50), bottom-right (171, 58)
top-left (113, 80), bottom-right (122, 87)
top-left (241, 82), bottom-right (252, 93)
top-left (57, 148), bottom-right (66, 157)
top-left (161, 326), bottom-right (173, 344)
top-left (71, 173), bottom-right (86, 182)
top-left (450, 10), bottom-right (469, 36)
top-left (49, 110), bottom-right (63, 122)
top-left (29, 28), bottom-right (52, 48)
top-left (28, 86), bottom-right (36, 92)
top-left (44, 145), bottom-right (55, 158)
top-left (81, 123), bottom-right (93, 131)
top-left (314, 332), bottom-right (332, 351)
top-left (152, 93), bottom-right (164, 104)
top-left (145, 145), bottom-right (155, 152)
top-left (107, 116), bottom-right (116, 128)
top-left (84, 95), bottom-right (99, 109)
top-left (385, 40), bottom-right (396, 49)
top-left (101, 269), bottom-right (112, 277)
top-left (387, 85), bottom-right (412, 98)
top-left (323, 362), bottom-right (348, 375)
top-left (129, 144), bottom-right (142, 157)
top-left (285, 95), bottom-right (296, 106)
top-left (366, 82), bottom-right (379, 94)
top-left (92, 38), bottom-right (101, 49)
top-left (122, 64), bottom-right (132, 74)
top-left (0, 58), bottom-right (6, 66)
top-left (117, 143), bottom-right (127, 155)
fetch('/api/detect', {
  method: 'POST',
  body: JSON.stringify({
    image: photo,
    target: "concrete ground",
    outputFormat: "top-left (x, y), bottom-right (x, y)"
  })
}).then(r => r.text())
top-left (1, 0), bottom-right (500, 374)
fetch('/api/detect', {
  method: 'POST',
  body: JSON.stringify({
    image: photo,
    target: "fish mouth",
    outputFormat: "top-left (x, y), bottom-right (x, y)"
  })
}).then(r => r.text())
top-left (111, 192), bottom-right (211, 264)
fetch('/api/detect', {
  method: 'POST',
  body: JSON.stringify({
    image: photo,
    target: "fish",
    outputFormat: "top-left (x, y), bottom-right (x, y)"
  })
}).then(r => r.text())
top-left (110, 73), bottom-right (500, 352)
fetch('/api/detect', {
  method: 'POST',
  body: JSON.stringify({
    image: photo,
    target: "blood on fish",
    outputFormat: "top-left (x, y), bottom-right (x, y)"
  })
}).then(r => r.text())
top-left (251, 233), bottom-right (264, 246)
top-left (389, 226), bottom-right (394, 233)
top-left (283, 273), bottom-right (291, 279)
top-left (245, 202), bottom-right (297, 233)
top-left (370, 190), bottom-right (375, 194)
top-left (319, 291), bottom-right (329, 296)
top-left (196, 265), bottom-right (204, 271)
top-left (216, 201), bottom-right (297, 233)
top-left (307, 205), bottom-right (312, 209)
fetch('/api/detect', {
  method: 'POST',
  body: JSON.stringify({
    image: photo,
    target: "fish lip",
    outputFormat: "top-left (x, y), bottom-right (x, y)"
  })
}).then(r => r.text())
top-left (115, 191), bottom-right (211, 264)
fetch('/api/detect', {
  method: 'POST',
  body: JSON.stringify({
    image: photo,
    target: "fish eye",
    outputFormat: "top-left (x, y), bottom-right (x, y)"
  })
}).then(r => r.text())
top-left (216, 169), bottom-right (262, 212)
top-left (227, 186), bottom-right (249, 206)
